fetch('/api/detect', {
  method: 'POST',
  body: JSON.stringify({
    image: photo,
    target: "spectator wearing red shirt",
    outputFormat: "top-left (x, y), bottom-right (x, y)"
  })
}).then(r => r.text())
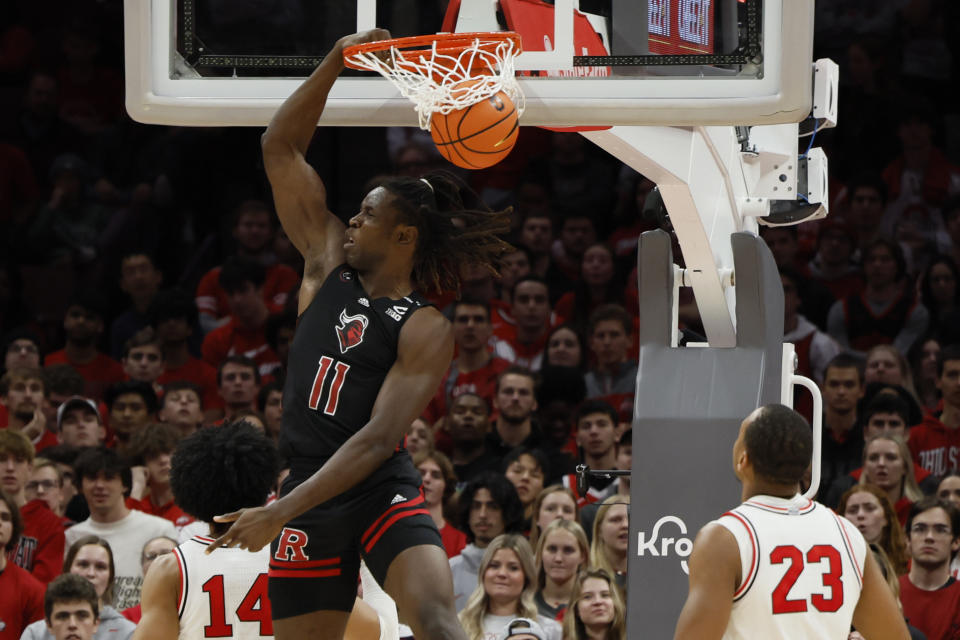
top-left (194, 200), bottom-right (299, 334)
top-left (909, 345), bottom-right (960, 477)
top-left (414, 450), bottom-right (467, 559)
top-left (0, 368), bottom-right (57, 452)
top-left (0, 489), bottom-right (45, 640)
top-left (44, 294), bottom-right (124, 401)
top-left (264, 310), bottom-right (297, 383)
top-left (0, 430), bottom-right (64, 584)
top-left (806, 218), bottom-right (864, 303)
top-left (554, 244), bottom-right (635, 337)
top-left (200, 257), bottom-right (281, 379)
top-left (24, 460), bottom-right (69, 524)
top-left (216, 356), bottom-right (261, 421)
top-left (900, 498), bottom-right (960, 640)
top-left (495, 276), bottom-right (553, 372)
top-left (425, 299), bottom-right (512, 426)
top-left (489, 245), bottom-right (533, 334)
top-left (156, 381), bottom-right (205, 438)
top-left (125, 423), bottom-right (193, 530)
top-left (109, 252), bottom-right (164, 361)
top-left (150, 289), bottom-right (221, 416)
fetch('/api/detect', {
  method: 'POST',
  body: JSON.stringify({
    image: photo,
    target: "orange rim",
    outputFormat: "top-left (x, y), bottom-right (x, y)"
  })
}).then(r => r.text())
top-left (343, 31), bottom-right (522, 71)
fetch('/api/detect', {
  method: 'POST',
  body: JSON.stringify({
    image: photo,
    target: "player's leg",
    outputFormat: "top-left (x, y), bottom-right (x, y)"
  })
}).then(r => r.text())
top-left (274, 610), bottom-right (351, 640)
top-left (383, 544), bottom-right (467, 640)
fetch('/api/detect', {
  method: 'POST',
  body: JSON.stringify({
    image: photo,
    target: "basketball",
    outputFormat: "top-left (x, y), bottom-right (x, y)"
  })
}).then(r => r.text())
top-left (430, 90), bottom-right (519, 170)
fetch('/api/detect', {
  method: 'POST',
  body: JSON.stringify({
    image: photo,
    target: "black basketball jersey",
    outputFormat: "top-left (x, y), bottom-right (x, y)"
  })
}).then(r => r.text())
top-left (279, 264), bottom-right (431, 480)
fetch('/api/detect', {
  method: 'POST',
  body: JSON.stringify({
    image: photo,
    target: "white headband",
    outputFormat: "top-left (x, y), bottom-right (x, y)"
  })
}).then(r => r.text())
top-left (420, 178), bottom-right (434, 192)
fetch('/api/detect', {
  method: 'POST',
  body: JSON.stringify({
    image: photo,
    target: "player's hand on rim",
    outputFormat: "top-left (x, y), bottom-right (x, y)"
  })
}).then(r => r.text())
top-left (205, 505), bottom-right (285, 554)
top-left (338, 28), bottom-right (393, 66)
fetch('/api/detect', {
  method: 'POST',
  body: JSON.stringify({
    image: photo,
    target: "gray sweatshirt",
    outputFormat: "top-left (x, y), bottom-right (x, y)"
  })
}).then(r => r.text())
top-left (20, 605), bottom-right (135, 640)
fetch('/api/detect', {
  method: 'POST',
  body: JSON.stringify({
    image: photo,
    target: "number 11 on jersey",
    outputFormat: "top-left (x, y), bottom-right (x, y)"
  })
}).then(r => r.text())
top-left (308, 356), bottom-right (351, 416)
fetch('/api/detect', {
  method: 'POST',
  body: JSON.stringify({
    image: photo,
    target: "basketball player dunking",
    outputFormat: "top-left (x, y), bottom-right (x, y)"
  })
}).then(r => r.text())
top-left (674, 404), bottom-right (910, 640)
top-left (205, 29), bottom-right (511, 640)
top-left (135, 424), bottom-right (391, 640)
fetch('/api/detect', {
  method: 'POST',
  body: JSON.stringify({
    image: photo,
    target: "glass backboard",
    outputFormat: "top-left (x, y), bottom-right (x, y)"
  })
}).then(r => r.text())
top-left (124, 0), bottom-right (815, 127)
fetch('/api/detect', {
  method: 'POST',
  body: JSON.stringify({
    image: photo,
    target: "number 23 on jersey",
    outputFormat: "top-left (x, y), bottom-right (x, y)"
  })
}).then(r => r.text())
top-left (770, 544), bottom-right (844, 614)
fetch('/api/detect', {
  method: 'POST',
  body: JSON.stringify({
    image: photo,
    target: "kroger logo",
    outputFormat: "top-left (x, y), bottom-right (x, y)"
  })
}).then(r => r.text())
top-left (636, 515), bottom-right (693, 574)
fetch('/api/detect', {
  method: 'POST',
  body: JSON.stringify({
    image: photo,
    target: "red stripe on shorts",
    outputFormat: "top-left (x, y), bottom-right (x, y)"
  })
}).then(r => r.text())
top-left (361, 493), bottom-right (426, 544)
top-left (363, 508), bottom-right (431, 553)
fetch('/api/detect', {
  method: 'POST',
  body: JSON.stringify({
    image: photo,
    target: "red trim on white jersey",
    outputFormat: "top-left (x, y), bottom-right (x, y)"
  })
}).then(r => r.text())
top-left (723, 510), bottom-right (760, 601)
top-left (743, 497), bottom-right (815, 515)
top-left (831, 511), bottom-right (863, 586)
top-left (173, 547), bottom-right (188, 618)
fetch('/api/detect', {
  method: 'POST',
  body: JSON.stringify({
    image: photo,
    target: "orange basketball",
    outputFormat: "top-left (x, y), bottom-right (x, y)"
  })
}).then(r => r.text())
top-left (430, 91), bottom-right (519, 170)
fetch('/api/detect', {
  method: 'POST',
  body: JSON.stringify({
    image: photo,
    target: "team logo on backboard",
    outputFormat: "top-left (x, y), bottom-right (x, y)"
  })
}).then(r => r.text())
top-left (336, 309), bottom-right (368, 353)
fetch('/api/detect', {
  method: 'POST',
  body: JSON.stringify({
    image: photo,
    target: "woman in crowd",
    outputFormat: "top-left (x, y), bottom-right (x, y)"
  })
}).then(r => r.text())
top-left (860, 436), bottom-right (923, 525)
top-left (534, 519), bottom-right (589, 619)
top-left (21, 535), bottom-right (136, 640)
top-left (553, 244), bottom-right (628, 335)
top-left (919, 255), bottom-right (959, 333)
top-left (864, 344), bottom-right (920, 404)
top-left (413, 450), bottom-right (465, 558)
top-left (561, 568), bottom-right (626, 640)
top-left (503, 448), bottom-right (549, 528)
top-left (590, 495), bottom-right (630, 589)
top-left (528, 485), bottom-right (580, 546)
top-left (839, 483), bottom-right (909, 575)
top-left (544, 325), bottom-right (585, 370)
top-left (459, 534), bottom-right (562, 640)
top-left (909, 333), bottom-right (942, 412)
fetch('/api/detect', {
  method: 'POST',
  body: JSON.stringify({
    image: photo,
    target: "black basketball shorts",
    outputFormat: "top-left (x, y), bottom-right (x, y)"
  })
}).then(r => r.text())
top-left (267, 471), bottom-right (442, 618)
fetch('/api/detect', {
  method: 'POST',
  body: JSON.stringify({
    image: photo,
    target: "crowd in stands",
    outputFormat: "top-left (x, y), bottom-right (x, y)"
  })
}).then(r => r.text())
top-left (2, 1), bottom-right (960, 639)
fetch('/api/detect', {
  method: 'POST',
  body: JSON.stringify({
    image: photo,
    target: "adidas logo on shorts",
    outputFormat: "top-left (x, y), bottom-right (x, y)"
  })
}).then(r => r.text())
top-left (391, 494), bottom-right (406, 505)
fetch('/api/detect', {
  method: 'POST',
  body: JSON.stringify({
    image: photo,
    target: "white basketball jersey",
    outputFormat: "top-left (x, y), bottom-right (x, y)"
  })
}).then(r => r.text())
top-left (173, 535), bottom-right (273, 640)
top-left (715, 495), bottom-right (866, 640)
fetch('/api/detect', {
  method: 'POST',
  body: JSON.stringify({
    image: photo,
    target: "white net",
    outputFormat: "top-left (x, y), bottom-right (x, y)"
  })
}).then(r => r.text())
top-left (344, 35), bottom-right (525, 130)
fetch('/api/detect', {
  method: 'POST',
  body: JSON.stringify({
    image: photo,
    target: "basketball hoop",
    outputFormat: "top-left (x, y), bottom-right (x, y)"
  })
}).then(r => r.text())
top-left (343, 32), bottom-right (525, 131)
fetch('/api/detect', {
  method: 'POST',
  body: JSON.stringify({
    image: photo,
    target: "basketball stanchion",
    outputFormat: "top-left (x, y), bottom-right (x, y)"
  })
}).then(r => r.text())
top-left (343, 32), bottom-right (525, 169)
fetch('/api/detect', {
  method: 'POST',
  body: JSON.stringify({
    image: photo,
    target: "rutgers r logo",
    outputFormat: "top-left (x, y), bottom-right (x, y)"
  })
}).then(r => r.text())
top-left (336, 309), bottom-right (368, 354)
top-left (274, 527), bottom-right (309, 562)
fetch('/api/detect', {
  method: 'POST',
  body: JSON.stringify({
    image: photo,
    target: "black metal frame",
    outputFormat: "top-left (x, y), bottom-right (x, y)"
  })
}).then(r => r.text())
top-left (175, 0), bottom-right (763, 74)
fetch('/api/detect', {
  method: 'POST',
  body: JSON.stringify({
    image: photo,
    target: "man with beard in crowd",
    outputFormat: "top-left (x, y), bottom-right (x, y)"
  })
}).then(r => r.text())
top-left (487, 368), bottom-right (541, 459)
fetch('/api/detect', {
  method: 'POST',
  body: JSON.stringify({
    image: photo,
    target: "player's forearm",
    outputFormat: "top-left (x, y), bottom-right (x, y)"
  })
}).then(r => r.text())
top-left (261, 40), bottom-right (346, 157)
top-left (270, 431), bottom-right (395, 522)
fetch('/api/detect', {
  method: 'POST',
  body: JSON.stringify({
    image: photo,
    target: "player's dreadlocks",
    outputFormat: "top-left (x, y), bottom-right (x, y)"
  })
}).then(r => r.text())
top-left (377, 170), bottom-right (513, 294)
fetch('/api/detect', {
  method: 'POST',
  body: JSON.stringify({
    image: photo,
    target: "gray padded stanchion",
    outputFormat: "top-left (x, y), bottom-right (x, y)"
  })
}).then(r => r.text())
top-left (625, 229), bottom-right (785, 638)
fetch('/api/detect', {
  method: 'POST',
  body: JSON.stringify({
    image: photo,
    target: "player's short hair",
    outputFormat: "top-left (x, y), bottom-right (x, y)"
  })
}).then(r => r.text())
top-left (63, 536), bottom-right (116, 605)
top-left (495, 366), bottom-right (536, 394)
top-left (43, 364), bottom-right (85, 396)
top-left (0, 489), bottom-right (23, 553)
top-left (0, 429), bottom-right (35, 463)
top-left (457, 471), bottom-right (524, 543)
top-left (587, 304), bottom-right (632, 337)
top-left (937, 345), bottom-right (960, 378)
top-left (743, 404), bottom-right (812, 485)
top-left (74, 447), bottom-right (132, 493)
top-left (44, 574), bottom-right (100, 623)
top-left (861, 394), bottom-right (911, 427)
top-left (219, 256), bottom-right (267, 293)
top-left (0, 367), bottom-right (46, 396)
top-left (217, 355), bottom-right (261, 386)
top-left (906, 497), bottom-right (960, 540)
top-left (127, 422), bottom-right (181, 465)
top-left (575, 400), bottom-right (618, 430)
top-left (149, 289), bottom-right (199, 327)
top-left (159, 381), bottom-right (202, 410)
top-left (104, 380), bottom-right (159, 414)
top-left (170, 423), bottom-right (280, 524)
top-left (824, 353), bottom-right (865, 385)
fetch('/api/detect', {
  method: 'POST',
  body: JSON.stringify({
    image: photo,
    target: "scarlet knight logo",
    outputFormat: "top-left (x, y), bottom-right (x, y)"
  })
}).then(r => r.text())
top-left (336, 309), bottom-right (369, 354)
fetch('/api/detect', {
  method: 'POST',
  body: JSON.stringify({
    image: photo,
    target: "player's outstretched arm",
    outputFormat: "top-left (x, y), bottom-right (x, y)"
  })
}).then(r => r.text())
top-left (132, 554), bottom-right (181, 640)
top-left (674, 523), bottom-right (740, 640)
top-left (850, 552), bottom-right (911, 640)
top-left (261, 29), bottom-right (390, 314)
top-left (208, 308), bottom-right (453, 552)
